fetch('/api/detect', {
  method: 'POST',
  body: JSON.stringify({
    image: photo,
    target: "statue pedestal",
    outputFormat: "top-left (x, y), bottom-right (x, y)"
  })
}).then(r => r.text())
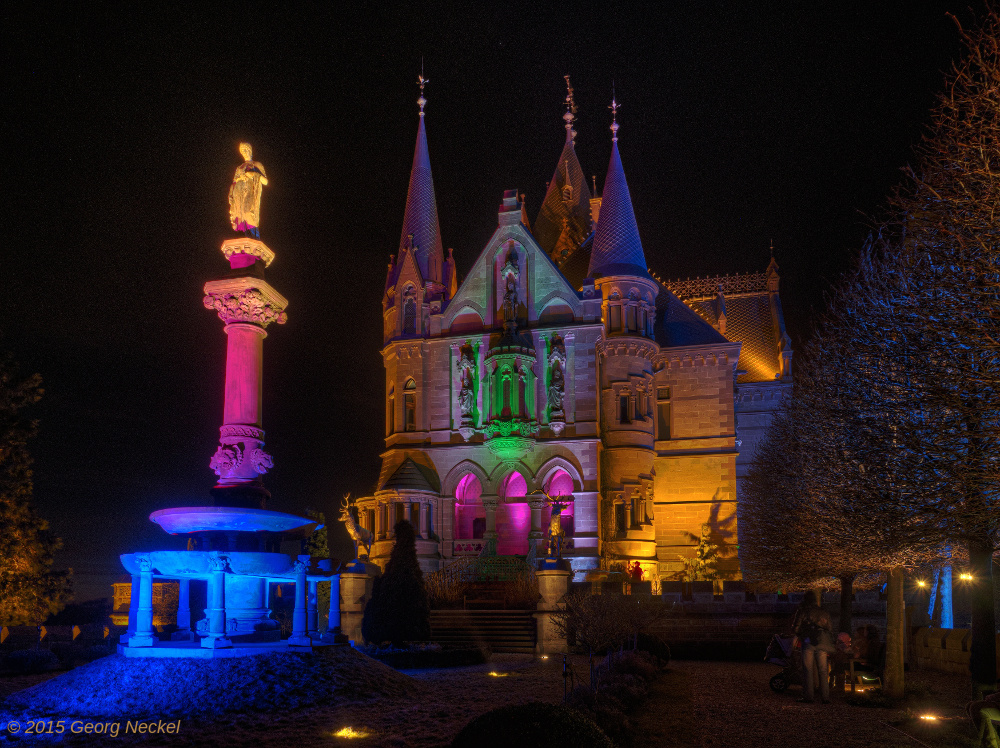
top-left (340, 561), bottom-right (379, 645)
top-left (534, 567), bottom-right (571, 654)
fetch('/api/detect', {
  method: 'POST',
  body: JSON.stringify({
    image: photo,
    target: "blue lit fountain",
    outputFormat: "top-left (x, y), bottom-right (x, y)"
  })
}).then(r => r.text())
top-left (118, 143), bottom-right (339, 657)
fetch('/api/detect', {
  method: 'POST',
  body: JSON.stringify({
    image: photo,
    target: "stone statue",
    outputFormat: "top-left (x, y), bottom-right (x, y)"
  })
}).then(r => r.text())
top-left (339, 493), bottom-right (372, 560)
top-left (457, 344), bottom-right (476, 421)
top-left (502, 274), bottom-right (518, 327)
top-left (228, 142), bottom-right (268, 238)
top-left (548, 361), bottom-right (565, 413)
top-left (531, 490), bottom-right (573, 559)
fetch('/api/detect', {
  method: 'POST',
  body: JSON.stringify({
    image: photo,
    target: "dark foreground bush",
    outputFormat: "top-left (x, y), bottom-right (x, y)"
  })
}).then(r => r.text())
top-left (3, 649), bottom-right (60, 674)
top-left (362, 520), bottom-right (431, 646)
top-left (566, 686), bottom-right (631, 746)
top-left (452, 701), bottom-right (613, 748)
top-left (635, 632), bottom-right (671, 665)
top-left (358, 643), bottom-right (490, 669)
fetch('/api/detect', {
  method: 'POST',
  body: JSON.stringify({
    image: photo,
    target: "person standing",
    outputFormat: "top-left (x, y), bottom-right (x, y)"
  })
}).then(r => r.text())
top-left (792, 591), bottom-right (836, 703)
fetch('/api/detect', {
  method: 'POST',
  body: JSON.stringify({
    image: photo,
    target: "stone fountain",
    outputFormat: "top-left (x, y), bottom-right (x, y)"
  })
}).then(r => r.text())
top-left (118, 143), bottom-right (340, 657)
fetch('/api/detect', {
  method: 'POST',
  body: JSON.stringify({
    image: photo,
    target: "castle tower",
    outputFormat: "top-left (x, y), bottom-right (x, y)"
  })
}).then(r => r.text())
top-left (383, 75), bottom-right (448, 345)
top-left (588, 102), bottom-right (660, 567)
top-left (533, 76), bottom-right (593, 270)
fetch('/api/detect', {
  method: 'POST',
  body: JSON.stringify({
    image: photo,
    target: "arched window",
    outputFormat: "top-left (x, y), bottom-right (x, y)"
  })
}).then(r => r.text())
top-left (387, 386), bottom-right (395, 435)
top-left (404, 379), bottom-right (417, 431)
top-left (455, 473), bottom-right (484, 540)
top-left (545, 469), bottom-right (575, 538)
top-left (501, 369), bottom-right (512, 418)
top-left (402, 287), bottom-right (417, 335)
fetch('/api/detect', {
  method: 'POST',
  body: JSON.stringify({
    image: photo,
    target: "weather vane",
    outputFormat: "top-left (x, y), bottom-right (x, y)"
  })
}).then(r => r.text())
top-left (609, 86), bottom-right (620, 142)
top-left (417, 63), bottom-right (428, 115)
top-left (563, 74), bottom-right (578, 142)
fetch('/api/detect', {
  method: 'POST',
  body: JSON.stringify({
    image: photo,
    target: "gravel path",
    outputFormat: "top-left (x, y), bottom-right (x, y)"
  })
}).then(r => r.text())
top-left (678, 660), bottom-right (976, 748)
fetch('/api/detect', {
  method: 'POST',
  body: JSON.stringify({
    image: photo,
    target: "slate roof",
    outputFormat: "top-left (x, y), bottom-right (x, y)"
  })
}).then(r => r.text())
top-left (687, 293), bottom-right (780, 383)
top-left (655, 289), bottom-right (730, 348)
top-left (379, 457), bottom-right (440, 493)
top-left (534, 126), bottom-right (593, 265)
top-left (587, 138), bottom-right (651, 280)
top-left (396, 112), bottom-right (444, 286)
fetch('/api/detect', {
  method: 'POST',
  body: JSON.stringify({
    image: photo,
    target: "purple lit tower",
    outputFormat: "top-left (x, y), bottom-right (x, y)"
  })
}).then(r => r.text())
top-left (118, 143), bottom-right (339, 657)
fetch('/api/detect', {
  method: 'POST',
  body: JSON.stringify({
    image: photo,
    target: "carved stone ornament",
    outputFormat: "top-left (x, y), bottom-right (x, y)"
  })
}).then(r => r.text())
top-left (208, 554), bottom-right (229, 573)
top-left (457, 343), bottom-right (476, 422)
top-left (136, 554), bottom-right (153, 573)
top-left (204, 288), bottom-right (288, 327)
top-left (210, 442), bottom-right (273, 479)
top-left (293, 559), bottom-right (309, 574)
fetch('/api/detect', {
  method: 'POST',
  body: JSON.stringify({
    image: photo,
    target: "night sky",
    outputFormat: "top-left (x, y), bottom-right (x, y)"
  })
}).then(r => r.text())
top-left (3, 2), bottom-right (982, 601)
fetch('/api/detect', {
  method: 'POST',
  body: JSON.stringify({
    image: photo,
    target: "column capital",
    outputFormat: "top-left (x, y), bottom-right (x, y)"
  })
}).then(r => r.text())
top-left (204, 277), bottom-right (288, 327)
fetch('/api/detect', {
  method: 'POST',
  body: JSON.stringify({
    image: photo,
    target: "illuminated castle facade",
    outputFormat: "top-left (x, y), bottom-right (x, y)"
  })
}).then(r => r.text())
top-left (356, 84), bottom-right (792, 581)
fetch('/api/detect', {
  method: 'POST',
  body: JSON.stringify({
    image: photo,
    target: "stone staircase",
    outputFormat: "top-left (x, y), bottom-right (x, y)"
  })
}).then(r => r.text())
top-left (429, 610), bottom-right (537, 654)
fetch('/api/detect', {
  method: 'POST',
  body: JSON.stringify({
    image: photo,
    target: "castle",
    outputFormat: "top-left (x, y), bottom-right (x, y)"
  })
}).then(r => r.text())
top-left (356, 81), bottom-right (792, 582)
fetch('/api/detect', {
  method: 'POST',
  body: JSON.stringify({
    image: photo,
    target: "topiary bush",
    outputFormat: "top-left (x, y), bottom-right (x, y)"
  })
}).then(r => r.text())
top-left (361, 520), bottom-right (431, 646)
top-left (3, 649), bottom-right (60, 674)
top-left (452, 701), bottom-right (613, 748)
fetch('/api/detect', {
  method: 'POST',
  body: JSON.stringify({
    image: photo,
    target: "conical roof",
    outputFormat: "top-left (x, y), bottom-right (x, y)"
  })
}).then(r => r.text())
top-left (587, 134), bottom-right (650, 280)
top-left (381, 458), bottom-right (439, 493)
top-left (534, 127), bottom-right (592, 263)
top-left (398, 109), bottom-right (444, 285)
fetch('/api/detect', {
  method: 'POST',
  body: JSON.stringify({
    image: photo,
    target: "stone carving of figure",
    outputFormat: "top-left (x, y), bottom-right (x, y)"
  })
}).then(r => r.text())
top-left (548, 361), bottom-right (565, 413)
top-left (228, 142), bottom-right (268, 238)
top-left (502, 274), bottom-right (518, 327)
top-left (457, 344), bottom-right (476, 421)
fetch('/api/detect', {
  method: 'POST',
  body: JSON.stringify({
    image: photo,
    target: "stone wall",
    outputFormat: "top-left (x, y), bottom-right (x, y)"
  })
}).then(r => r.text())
top-left (911, 627), bottom-right (1000, 675)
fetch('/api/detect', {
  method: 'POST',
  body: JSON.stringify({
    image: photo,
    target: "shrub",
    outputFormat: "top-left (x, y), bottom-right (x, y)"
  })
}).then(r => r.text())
top-left (362, 520), bottom-right (431, 646)
top-left (358, 643), bottom-right (490, 669)
top-left (452, 702), bottom-right (613, 748)
top-left (4, 649), bottom-right (60, 674)
top-left (635, 633), bottom-right (671, 667)
top-left (613, 650), bottom-right (659, 681)
top-left (599, 673), bottom-right (648, 708)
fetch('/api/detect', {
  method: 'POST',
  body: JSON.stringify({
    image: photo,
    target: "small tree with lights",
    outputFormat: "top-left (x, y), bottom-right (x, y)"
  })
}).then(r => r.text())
top-left (0, 355), bottom-right (71, 625)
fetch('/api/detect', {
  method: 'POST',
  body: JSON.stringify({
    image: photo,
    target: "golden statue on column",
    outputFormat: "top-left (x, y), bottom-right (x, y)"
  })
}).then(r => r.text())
top-left (228, 142), bottom-right (268, 238)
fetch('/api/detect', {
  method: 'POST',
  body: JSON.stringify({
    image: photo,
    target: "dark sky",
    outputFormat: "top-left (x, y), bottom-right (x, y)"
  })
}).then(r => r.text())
top-left (3, 1), bottom-right (982, 601)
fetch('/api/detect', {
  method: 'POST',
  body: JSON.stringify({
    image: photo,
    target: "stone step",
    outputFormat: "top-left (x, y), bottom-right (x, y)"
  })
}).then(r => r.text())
top-left (430, 610), bottom-right (537, 653)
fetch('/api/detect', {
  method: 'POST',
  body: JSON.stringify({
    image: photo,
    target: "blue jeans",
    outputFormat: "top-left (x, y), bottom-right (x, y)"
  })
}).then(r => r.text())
top-left (802, 643), bottom-right (829, 701)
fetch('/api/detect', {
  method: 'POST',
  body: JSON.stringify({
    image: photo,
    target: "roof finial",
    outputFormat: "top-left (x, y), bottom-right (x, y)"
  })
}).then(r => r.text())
top-left (563, 74), bottom-right (578, 143)
top-left (770, 238), bottom-right (774, 258)
top-left (609, 84), bottom-right (620, 142)
top-left (417, 61), bottom-right (428, 116)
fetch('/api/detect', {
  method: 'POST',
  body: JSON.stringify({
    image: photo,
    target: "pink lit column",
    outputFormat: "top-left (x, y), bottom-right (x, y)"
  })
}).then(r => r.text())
top-left (203, 250), bottom-right (287, 504)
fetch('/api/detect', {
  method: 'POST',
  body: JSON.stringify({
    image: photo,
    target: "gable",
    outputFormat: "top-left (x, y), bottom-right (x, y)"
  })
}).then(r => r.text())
top-left (442, 222), bottom-right (583, 335)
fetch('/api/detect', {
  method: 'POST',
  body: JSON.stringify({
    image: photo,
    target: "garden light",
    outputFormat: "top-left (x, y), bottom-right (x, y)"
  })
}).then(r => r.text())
top-left (960, 573), bottom-right (973, 581)
top-left (919, 715), bottom-right (938, 722)
top-left (334, 727), bottom-right (369, 738)
top-left (916, 579), bottom-right (927, 588)
top-left (488, 671), bottom-right (508, 677)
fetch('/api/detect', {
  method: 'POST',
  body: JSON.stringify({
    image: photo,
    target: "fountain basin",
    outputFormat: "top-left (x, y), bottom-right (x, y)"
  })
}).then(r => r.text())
top-left (150, 506), bottom-right (319, 536)
top-left (119, 550), bottom-right (337, 580)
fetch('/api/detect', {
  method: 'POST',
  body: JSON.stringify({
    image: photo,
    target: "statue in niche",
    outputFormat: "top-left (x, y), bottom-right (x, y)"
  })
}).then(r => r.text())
top-left (457, 344), bottom-right (476, 422)
top-left (548, 361), bottom-right (565, 413)
top-left (547, 333), bottom-right (568, 416)
top-left (502, 273), bottom-right (518, 328)
top-left (228, 143), bottom-right (268, 238)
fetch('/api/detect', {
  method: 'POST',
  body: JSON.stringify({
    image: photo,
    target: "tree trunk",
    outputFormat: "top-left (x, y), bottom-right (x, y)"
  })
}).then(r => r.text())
top-left (884, 567), bottom-right (905, 699)
top-left (839, 574), bottom-right (855, 634)
top-left (968, 539), bottom-right (997, 690)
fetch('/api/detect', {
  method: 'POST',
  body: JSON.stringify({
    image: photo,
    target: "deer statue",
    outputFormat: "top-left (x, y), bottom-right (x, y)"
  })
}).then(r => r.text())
top-left (339, 493), bottom-right (373, 561)
top-left (531, 489), bottom-right (573, 560)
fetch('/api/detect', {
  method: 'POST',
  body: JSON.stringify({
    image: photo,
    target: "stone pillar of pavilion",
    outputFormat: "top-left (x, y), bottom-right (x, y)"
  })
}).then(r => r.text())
top-left (482, 496), bottom-right (499, 557)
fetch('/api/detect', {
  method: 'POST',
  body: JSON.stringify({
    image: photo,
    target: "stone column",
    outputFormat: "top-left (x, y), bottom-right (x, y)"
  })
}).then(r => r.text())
top-left (403, 501), bottom-right (412, 524)
top-left (307, 579), bottom-right (319, 635)
top-left (202, 554), bottom-right (232, 649)
top-left (482, 496), bottom-right (499, 556)
top-left (534, 568), bottom-right (572, 654)
top-left (325, 576), bottom-right (342, 638)
top-left (130, 556), bottom-right (156, 648)
top-left (528, 497), bottom-right (547, 560)
top-left (419, 501), bottom-right (430, 539)
top-left (174, 578), bottom-right (192, 640)
top-left (203, 267), bottom-right (286, 495)
top-left (340, 564), bottom-right (378, 644)
top-left (289, 558), bottom-right (310, 647)
top-left (122, 573), bottom-right (139, 643)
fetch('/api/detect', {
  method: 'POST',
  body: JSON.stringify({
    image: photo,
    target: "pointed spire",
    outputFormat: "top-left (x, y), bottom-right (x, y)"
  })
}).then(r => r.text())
top-left (534, 75), bottom-right (592, 261)
top-left (587, 94), bottom-right (650, 279)
top-left (398, 72), bottom-right (444, 285)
